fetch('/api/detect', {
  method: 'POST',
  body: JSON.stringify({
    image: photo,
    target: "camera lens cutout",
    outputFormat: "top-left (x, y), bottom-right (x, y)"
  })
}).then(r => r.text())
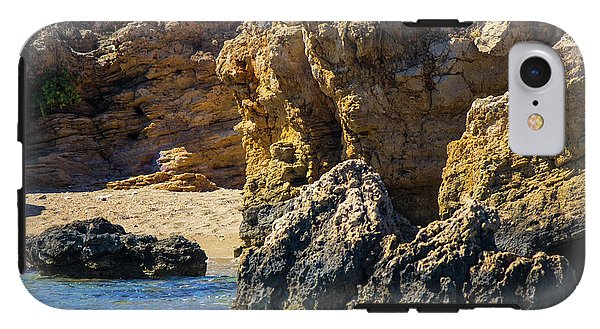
top-left (520, 57), bottom-right (551, 88)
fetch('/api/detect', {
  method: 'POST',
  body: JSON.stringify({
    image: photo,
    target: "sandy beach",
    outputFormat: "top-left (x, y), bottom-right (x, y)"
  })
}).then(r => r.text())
top-left (25, 188), bottom-right (244, 266)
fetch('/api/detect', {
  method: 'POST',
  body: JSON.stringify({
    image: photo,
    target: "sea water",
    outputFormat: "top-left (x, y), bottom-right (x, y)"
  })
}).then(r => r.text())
top-left (21, 271), bottom-right (237, 310)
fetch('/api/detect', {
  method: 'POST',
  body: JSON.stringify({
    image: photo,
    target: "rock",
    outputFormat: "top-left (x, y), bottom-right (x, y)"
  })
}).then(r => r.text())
top-left (233, 245), bottom-right (244, 258)
top-left (217, 23), bottom-right (343, 214)
top-left (149, 235), bottom-right (208, 277)
top-left (437, 35), bottom-right (585, 275)
top-left (233, 159), bottom-right (416, 309)
top-left (463, 251), bottom-right (576, 309)
top-left (354, 201), bottom-right (575, 309)
top-left (156, 147), bottom-right (208, 174)
top-left (25, 217), bottom-right (207, 278)
top-left (106, 147), bottom-right (222, 192)
top-left (22, 22), bottom-right (245, 190)
top-left (233, 163), bottom-right (575, 309)
top-left (96, 194), bottom-right (112, 201)
top-left (472, 21), bottom-right (564, 56)
top-left (355, 201), bottom-right (500, 305)
top-left (239, 202), bottom-right (291, 246)
top-left (107, 170), bottom-right (219, 192)
top-left (217, 21), bottom-right (567, 238)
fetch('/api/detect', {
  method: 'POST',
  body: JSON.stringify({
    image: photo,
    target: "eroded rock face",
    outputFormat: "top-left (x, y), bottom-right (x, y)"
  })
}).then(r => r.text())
top-left (438, 35), bottom-right (585, 274)
top-left (217, 23), bottom-right (343, 210)
top-left (233, 162), bottom-right (575, 309)
top-left (354, 202), bottom-right (574, 309)
top-left (356, 201), bottom-right (500, 305)
top-left (25, 218), bottom-right (208, 278)
top-left (227, 22), bottom-right (581, 310)
top-left (23, 22), bottom-right (245, 190)
top-left (233, 160), bottom-right (416, 309)
top-left (217, 21), bottom-right (565, 241)
top-left (464, 251), bottom-right (575, 309)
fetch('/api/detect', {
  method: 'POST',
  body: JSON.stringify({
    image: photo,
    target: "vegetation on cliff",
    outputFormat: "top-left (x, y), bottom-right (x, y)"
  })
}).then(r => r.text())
top-left (34, 69), bottom-right (81, 116)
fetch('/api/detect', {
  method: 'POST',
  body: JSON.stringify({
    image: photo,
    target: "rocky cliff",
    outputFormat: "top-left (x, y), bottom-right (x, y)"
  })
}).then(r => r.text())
top-left (438, 34), bottom-right (585, 274)
top-left (221, 22), bottom-right (583, 309)
top-left (23, 22), bottom-right (245, 190)
top-left (216, 21), bottom-right (565, 244)
top-left (22, 21), bottom-right (584, 309)
top-left (234, 160), bottom-right (575, 309)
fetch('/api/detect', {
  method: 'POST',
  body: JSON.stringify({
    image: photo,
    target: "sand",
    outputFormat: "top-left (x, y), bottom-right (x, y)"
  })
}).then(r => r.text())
top-left (25, 188), bottom-right (244, 267)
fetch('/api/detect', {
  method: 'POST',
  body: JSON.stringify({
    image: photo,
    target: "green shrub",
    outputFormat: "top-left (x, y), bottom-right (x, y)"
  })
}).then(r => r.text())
top-left (35, 69), bottom-right (81, 116)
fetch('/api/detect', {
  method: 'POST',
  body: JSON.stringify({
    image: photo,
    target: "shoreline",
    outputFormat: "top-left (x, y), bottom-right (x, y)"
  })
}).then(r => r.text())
top-left (25, 188), bottom-right (244, 262)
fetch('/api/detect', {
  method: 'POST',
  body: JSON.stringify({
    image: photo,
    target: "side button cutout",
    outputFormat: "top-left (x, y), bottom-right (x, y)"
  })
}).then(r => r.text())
top-left (18, 188), bottom-right (25, 274)
top-left (403, 19), bottom-right (473, 28)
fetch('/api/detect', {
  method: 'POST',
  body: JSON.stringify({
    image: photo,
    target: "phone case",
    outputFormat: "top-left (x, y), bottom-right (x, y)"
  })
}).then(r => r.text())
top-left (18, 21), bottom-right (585, 310)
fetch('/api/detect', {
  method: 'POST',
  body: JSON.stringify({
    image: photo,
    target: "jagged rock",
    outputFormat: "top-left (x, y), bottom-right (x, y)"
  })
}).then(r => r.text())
top-left (354, 202), bottom-right (575, 309)
top-left (106, 171), bottom-right (218, 192)
top-left (233, 160), bottom-right (416, 309)
top-left (464, 251), bottom-right (575, 309)
top-left (25, 218), bottom-right (208, 278)
top-left (355, 201), bottom-right (500, 305)
top-left (217, 21), bottom-right (566, 237)
top-left (438, 34), bottom-right (585, 275)
top-left (234, 163), bottom-right (575, 309)
top-left (155, 147), bottom-right (207, 174)
top-left (22, 22), bottom-right (245, 190)
top-left (239, 201), bottom-right (291, 246)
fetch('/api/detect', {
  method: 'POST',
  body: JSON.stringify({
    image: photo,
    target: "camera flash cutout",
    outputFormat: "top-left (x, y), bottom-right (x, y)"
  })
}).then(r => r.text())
top-left (527, 113), bottom-right (544, 131)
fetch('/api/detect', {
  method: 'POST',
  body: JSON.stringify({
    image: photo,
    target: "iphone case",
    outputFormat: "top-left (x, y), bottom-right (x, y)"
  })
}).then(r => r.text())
top-left (18, 20), bottom-right (585, 310)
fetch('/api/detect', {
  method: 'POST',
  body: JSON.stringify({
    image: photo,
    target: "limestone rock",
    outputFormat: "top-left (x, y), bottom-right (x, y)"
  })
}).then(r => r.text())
top-left (106, 146), bottom-right (220, 192)
top-left (106, 171), bottom-right (218, 192)
top-left (25, 218), bottom-right (208, 278)
top-left (233, 160), bottom-right (416, 309)
top-left (233, 164), bottom-right (575, 309)
top-left (217, 21), bottom-right (566, 234)
top-left (437, 35), bottom-right (585, 275)
top-left (239, 201), bottom-right (292, 246)
top-left (23, 22), bottom-right (245, 190)
top-left (217, 22), bottom-right (342, 211)
top-left (472, 21), bottom-right (564, 56)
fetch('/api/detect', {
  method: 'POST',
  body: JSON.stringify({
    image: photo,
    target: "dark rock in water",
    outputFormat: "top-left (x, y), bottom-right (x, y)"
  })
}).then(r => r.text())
top-left (234, 159), bottom-right (417, 309)
top-left (25, 218), bottom-right (207, 279)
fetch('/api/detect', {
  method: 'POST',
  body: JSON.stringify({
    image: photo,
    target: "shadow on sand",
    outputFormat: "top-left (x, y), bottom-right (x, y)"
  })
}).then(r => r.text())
top-left (25, 203), bottom-right (46, 217)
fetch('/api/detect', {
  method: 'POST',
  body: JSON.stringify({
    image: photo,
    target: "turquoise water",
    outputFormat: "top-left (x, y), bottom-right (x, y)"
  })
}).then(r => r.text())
top-left (21, 271), bottom-right (237, 309)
